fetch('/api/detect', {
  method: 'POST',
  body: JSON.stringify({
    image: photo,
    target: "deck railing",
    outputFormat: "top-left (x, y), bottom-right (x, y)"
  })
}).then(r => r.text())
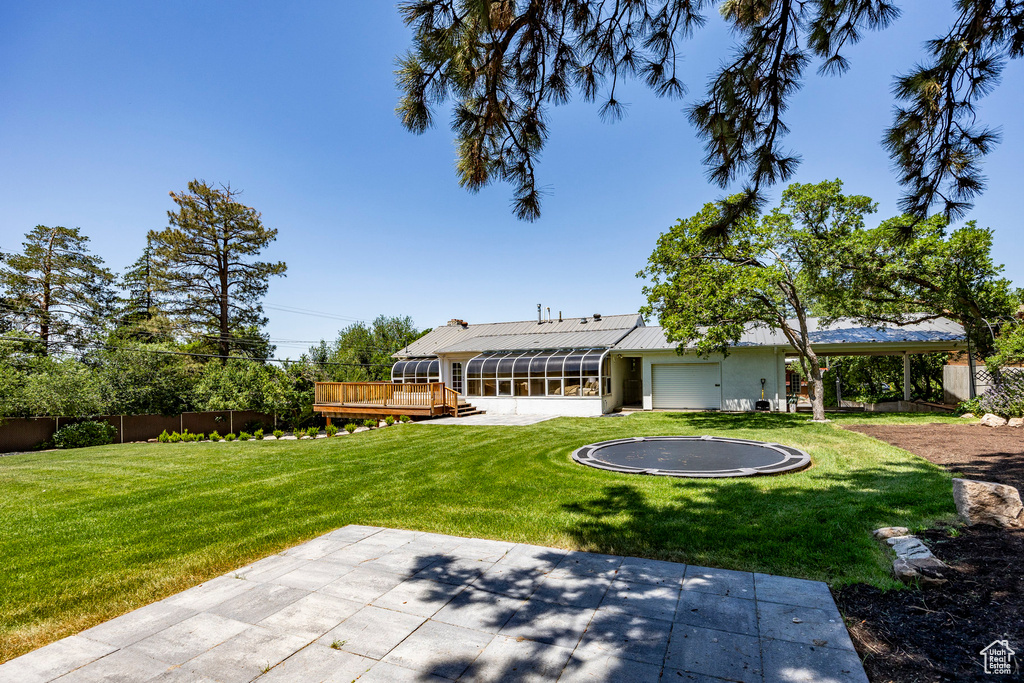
top-left (315, 382), bottom-right (458, 415)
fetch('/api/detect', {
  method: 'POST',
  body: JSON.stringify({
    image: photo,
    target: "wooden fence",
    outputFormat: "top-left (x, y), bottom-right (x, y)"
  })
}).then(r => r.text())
top-left (0, 410), bottom-right (276, 454)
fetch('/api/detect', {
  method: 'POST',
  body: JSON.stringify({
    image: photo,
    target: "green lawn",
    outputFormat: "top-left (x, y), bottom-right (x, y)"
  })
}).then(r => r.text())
top-left (0, 412), bottom-right (956, 662)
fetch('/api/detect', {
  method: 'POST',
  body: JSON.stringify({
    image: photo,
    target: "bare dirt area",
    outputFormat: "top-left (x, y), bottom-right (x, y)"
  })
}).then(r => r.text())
top-left (846, 422), bottom-right (1024, 491)
top-left (835, 422), bottom-right (1023, 682)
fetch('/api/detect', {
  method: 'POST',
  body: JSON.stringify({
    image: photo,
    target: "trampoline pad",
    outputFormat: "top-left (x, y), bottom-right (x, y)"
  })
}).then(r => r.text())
top-left (572, 436), bottom-right (811, 478)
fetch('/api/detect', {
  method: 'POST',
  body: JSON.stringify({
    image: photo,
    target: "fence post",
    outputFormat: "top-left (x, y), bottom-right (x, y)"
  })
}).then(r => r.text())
top-left (967, 354), bottom-right (977, 400)
top-left (120, 415), bottom-right (124, 444)
top-left (230, 411), bottom-right (234, 434)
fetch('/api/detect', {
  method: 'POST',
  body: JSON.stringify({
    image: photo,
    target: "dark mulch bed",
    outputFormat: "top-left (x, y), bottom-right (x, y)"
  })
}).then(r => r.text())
top-left (836, 524), bottom-right (1023, 682)
top-left (835, 423), bottom-right (1023, 682)
top-left (844, 422), bottom-right (1024, 490)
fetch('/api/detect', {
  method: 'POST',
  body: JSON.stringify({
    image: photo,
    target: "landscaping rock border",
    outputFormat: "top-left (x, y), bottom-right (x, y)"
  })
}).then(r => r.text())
top-left (873, 527), bottom-right (948, 585)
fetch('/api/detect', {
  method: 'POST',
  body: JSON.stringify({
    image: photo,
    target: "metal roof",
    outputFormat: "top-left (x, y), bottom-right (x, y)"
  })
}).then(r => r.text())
top-left (615, 325), bottom-right (787, 350)
top-left (613, 317), bottom-right (966, 351)
top-left (433, 329), bottom-right (635, 353)
top-left (397, 314), bottom-right (643, 357)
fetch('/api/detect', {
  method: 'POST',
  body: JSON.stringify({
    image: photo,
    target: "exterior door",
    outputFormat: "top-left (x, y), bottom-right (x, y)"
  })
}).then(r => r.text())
top-left (451, 362), bottom-right (463, 394)
top-left (651, 363), bottom-right (722, 410)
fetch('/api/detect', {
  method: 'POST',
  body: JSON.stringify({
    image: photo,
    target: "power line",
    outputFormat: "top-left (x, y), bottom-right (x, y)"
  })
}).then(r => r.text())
top-left (0, 335), bottom-right (394, 368)
top-left (1, 303), bottom-right (402, 355)
top-left (264, 304), bottom-right (366, 323)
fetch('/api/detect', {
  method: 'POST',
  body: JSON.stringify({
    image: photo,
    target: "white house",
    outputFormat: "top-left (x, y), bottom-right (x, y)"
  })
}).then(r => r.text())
top-left (390, 311), bottom-right (967, 417)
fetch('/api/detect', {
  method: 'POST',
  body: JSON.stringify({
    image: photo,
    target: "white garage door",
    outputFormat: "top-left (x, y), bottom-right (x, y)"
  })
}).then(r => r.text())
top-left (652, 363), bottom-right (722, 410)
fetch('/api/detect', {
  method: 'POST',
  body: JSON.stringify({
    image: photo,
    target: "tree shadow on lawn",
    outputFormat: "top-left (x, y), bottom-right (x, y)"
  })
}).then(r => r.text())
top-left (659, 412), bottom-right (809, 431)
top-left (558, 459), bottom-right (955, 584)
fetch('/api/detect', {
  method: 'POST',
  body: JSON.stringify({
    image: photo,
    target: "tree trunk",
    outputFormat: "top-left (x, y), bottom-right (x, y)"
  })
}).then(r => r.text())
top-left (218, 233), bottom-right (230, 363)
top-left (39, 231), bottom-right (54, 356)
top-left (807, 356), bottom-right (827, 421)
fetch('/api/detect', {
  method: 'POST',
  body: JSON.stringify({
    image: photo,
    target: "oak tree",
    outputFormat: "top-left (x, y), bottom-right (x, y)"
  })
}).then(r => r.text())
top-left (640, 180), bottom-right (874, 421)
top-left (818, 216), bottom-right (1017, 358)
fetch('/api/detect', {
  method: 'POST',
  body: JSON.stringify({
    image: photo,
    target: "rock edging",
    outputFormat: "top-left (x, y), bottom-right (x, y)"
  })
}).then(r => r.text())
top-left (873, 527), bottom-right (949, 585)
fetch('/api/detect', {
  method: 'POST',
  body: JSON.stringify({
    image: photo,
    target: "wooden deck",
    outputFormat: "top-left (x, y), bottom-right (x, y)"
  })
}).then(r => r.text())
top-left (314, 382), bottom-right (460, 421)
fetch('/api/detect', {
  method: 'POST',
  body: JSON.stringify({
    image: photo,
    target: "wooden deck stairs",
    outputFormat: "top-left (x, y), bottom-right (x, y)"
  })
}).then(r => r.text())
top-left (455, 399), bottom-right (485, 417)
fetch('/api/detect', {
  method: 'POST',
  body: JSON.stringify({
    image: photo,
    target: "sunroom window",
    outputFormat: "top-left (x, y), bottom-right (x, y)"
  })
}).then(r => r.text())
top-left (464, 349), bottom-right (609, 398)
top-left (391, 358), bottom-right (440, 383)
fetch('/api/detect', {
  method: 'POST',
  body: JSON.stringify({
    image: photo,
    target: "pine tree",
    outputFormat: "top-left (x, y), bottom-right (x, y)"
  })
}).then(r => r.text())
top-left (149, 180), bottom-right (287, 361)
top-left (115, 235), bottom-right (171, 342)
top-left (0, 225), bottom-right (114, 355)
top-left (397, 1), bottom-right (1023, 235)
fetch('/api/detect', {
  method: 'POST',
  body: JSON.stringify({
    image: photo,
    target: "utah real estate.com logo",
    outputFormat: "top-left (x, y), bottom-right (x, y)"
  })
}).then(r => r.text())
top-left (981, 637), bottom-right (1018, 675)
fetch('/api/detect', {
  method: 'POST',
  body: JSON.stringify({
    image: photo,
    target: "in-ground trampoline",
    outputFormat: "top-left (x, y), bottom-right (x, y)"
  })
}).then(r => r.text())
top-left (572, 436), bottom-right (811, 478)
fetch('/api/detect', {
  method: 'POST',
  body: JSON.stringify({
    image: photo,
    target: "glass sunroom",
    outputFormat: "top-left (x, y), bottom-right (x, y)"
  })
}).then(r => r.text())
top-left (464, 349), bottom-right (610, 398)
top-left (390, 358), bottom-right (441, 384)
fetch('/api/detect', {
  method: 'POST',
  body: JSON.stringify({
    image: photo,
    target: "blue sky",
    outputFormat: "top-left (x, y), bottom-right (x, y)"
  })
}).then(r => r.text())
top-left (2, 2), bottom-right (1021, 358)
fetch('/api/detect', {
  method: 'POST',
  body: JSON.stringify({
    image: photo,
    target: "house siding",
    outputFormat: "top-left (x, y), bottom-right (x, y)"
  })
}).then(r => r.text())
top-left (637, 348), bottom-right (786, 412)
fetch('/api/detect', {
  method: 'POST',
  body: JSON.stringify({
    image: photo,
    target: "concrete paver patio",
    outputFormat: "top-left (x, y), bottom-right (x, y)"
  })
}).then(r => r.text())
top-left (0, 526), bottom-right (868, 683)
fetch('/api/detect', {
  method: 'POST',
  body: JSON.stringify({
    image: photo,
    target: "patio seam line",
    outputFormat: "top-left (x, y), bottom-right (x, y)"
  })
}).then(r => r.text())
top-left (753, 569), bottom-right (767, 682)
top-left (556, 569), bottom-right (620, 680)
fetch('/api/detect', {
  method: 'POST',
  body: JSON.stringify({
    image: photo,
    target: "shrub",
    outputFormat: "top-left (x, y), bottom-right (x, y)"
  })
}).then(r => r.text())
top-left (182, 431), bottom-right (200, 443)
top-left (344, 423), bottom-right (358, 434)
top-left (238, 431), bottom-right (251, 441)
top-left (399, 415), bottom-right (411, 423)
top-left (272, 429), bottom-right (284, 439)
top-left (254, 428), bottom-right (264, 439)
top-left (306, 426), bottom-right (319, 438)
top-left (158, 430), bottom-right (171, 443)
top-left (52, 421), bottom-right (117, 449)
top-left (384, 415), bottom-right (396, 426)
top-left (195, 433), bottom-right (205, 442)
top-left (168, 431), bottom-right (183, 443)
top-left (363, 419), bottom-right (377, 429)
top-left (325, 424), bottom-right (338, 437)
top-left (979, 372), bottom-right (1024, 418)
top-left (956, 397), bottom-right (982, 415)
top-left (225, 433), bottom-right (236, 441)
top-left (209, 431), bottom-right (223, 442)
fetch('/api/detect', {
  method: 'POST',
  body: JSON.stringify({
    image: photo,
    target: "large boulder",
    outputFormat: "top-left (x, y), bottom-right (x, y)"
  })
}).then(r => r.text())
top-left (980, 413), bottom-right (1008, 427)
top-left (952, 478), bottom-right (1023, 528)
top-left (1008, 417), bottom-right (1024, 428)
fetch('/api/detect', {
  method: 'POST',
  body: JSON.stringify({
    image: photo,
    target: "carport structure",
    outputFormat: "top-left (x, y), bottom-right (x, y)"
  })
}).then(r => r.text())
top-left (785, 317), bottom-right (968, 405)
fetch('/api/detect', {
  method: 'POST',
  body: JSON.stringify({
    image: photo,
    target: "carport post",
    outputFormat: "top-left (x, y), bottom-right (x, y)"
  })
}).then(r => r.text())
top-left (903, 352), bottom-right (911, 402)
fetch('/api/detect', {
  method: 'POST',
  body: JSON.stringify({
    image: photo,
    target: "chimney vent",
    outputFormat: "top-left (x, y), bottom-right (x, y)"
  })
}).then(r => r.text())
top-left (593, 313), bottom-right (602, 321)
top-left (447, 319), bottom-right (468, 327)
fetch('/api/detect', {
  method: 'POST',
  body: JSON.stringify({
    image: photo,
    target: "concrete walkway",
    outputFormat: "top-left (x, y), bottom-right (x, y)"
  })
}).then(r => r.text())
top-left (1, 527), bottom-right (868, 683)
top-left (419, 414), bottom-right (557, 426)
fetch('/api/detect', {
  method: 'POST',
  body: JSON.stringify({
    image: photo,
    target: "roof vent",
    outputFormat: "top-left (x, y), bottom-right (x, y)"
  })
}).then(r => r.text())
top-left (447, 319), bottom-right (468, 327)
top-left (593, 313), bottom-right (602, 321)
